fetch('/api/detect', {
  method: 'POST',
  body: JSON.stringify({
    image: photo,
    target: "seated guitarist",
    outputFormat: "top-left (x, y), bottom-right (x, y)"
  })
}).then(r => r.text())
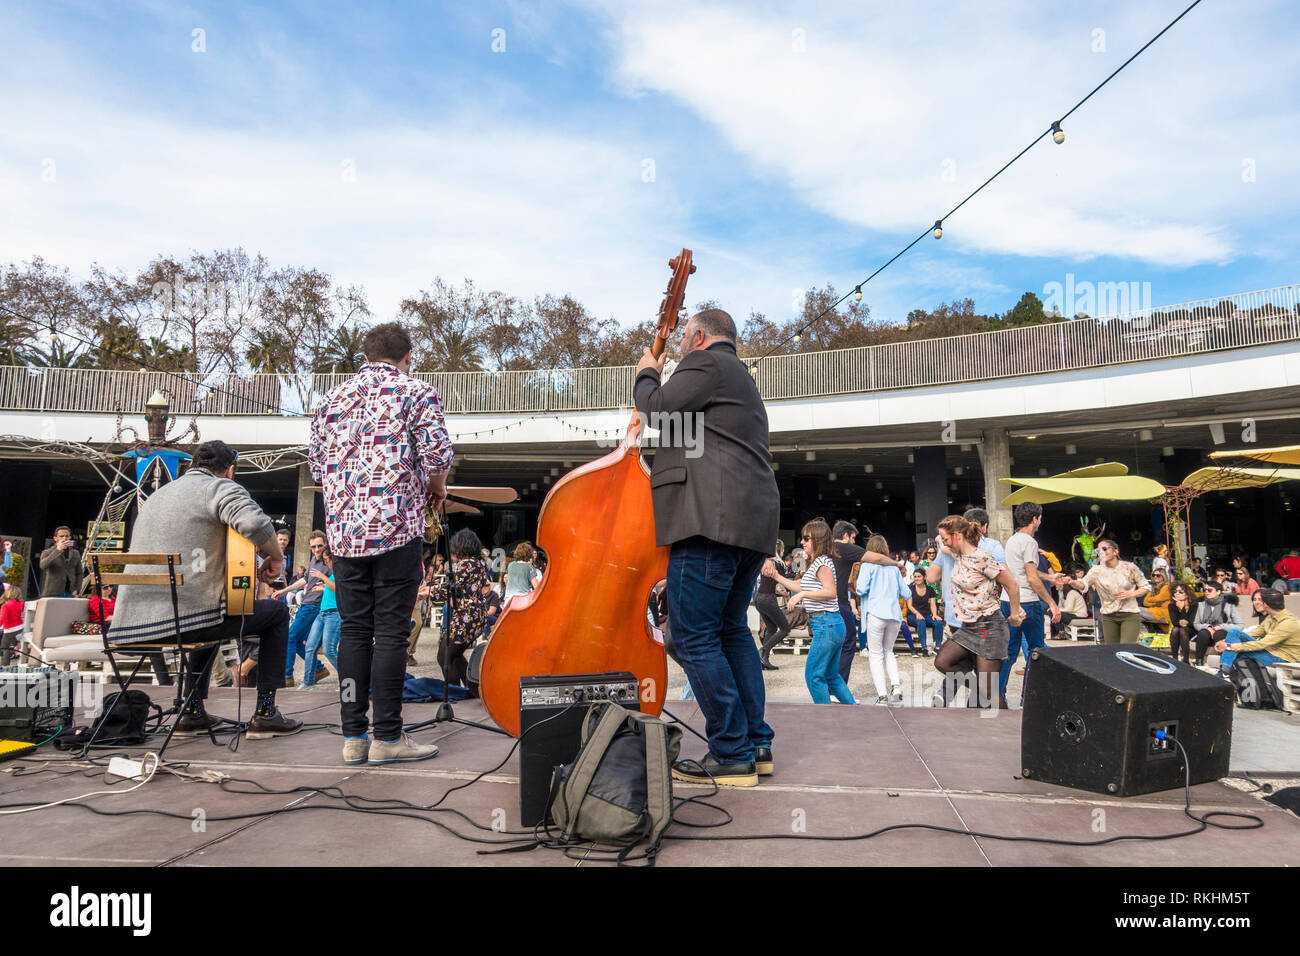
top-left (110, 440), bottom-right (303, 738)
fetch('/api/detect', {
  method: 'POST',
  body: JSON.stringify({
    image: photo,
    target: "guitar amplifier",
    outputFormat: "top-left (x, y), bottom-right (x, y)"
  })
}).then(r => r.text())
top-left (0, 668), bottom-right (81, 742)
top-left (518, 672), bottom-right (640, 827)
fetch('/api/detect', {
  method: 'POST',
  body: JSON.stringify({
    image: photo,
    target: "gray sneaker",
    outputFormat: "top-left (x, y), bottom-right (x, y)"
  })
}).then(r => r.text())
top-left (368, 733), bottom-right (440, 765)
top-left (342, 738), bottom-right (370, 765)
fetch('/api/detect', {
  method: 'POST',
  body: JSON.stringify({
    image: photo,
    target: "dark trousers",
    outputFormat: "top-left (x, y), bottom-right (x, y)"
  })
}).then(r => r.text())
top-left (437, 636), bottom-right (470, 688)
top-left (182, 600), bottom-right (289, 702)
top-left (333, 538), bottom-right (422, 741)
top-left (1170, 627), bottom-right (1218, 665)
top-left (836, 607), bottom-right (858, 683)
top-left (666, 536), bottom-right (772, 765)
top-left (753, 592), bottom-right (790, 657)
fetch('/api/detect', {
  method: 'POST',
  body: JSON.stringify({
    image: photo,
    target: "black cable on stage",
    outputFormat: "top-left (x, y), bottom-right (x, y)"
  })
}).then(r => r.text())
top-left (752, 0), bottom-right (1207, 364)
top-left (661, 731), bottom-right (1262, 850)
top-left (0, 717), bottom-right (1263, 863)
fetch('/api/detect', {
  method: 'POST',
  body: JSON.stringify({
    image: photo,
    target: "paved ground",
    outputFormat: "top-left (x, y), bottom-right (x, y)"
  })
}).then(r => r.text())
top-left (3, 635), bottom-right (1297, 867)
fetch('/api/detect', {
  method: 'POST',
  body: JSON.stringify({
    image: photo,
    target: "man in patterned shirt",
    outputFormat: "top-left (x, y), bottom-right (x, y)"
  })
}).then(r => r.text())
top-left (309, 322), bottom-right (452, 766)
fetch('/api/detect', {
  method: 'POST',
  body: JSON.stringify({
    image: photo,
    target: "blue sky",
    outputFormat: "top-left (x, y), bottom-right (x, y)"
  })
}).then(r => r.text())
top-left (2, 0), bottom-right (1298, 330)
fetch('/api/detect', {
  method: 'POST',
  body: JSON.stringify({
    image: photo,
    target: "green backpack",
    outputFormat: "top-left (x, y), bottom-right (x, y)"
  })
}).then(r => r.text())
top-left (549, 702), bottom-right (682, 863)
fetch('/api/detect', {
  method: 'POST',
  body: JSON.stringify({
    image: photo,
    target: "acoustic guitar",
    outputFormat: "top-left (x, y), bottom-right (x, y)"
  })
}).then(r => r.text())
top-left (226, 527), bottom-right (258, 616)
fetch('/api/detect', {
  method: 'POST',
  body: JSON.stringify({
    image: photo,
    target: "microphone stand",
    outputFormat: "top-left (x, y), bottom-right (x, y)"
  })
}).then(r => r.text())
top-left (404, 504), bottom-right (507, 737)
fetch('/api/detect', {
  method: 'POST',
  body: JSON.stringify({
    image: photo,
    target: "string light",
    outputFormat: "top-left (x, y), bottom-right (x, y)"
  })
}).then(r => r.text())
top-left (854, 286), bottom-right (863, 302)
top-left (753, 0), bottom-right (1203, 360)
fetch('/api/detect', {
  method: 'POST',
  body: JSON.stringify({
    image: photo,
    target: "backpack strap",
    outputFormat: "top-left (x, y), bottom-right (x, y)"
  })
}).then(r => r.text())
top-left (640, 716), bottom-right (672, 845)
top-left (556, 703), bottom-right (626, 841)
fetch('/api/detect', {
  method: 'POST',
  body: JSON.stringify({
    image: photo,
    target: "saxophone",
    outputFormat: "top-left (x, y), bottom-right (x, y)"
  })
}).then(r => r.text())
top-left (424, 500), bottom-right (444, 544)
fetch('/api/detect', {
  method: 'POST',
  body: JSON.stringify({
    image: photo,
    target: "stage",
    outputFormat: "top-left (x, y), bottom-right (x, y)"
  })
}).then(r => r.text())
top-left (3, 686), bottom-right (1298, 867)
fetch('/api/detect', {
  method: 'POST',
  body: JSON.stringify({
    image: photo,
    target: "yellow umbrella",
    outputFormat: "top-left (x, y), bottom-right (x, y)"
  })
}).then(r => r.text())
top-left (1209, 444), bottom-right (1300, 467)
top-left (998, 475), bottom-right (1166, 505)
top-left (999, 462), bottom-right (1159, 505)
top-left (1180, 466), bottom-right (1300, 492)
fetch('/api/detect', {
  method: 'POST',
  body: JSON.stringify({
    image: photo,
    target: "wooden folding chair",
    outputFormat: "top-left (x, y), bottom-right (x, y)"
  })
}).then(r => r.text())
top-left (84, 552), bottom-right (225, 758)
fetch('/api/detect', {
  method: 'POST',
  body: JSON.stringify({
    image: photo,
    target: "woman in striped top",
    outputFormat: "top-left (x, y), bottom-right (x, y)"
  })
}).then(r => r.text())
top-left (762, 518), bottom-right (856, 704)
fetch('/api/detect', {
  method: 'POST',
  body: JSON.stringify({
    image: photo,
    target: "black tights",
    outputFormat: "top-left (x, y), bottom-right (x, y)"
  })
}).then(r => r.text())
top-left (1169, 627), bottom-right (1214, 665)
top-left (933, 640), bottom-right (1004, 708)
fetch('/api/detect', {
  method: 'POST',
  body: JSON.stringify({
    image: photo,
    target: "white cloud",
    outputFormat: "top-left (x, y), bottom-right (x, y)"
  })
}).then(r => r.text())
top-left (0, 96), bottom-right (695, 325)
top-left (584, 0), bottom-right (1298, 268)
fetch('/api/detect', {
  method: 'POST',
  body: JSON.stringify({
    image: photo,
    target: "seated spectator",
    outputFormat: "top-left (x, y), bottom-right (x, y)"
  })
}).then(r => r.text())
top-left (1140, 570), bottom-right (1172, 626)
top-left (1192, 580), bottom-right (1242, 667)
top-left (1151, 544), bottom-right (1171, 580)
top-left (1213, 567), bottom-right (1236, 594)
top-left (1275, 549), bottom-right (1300, 592)
top-left (1166, 583), bottom-right (1199, 664)
top-left (88, 583), bottom-right (116, 624)
top-left (1215, 588), bottom-right (1300, 675)
top-left (1054, 564), bottom-right (1089, 635)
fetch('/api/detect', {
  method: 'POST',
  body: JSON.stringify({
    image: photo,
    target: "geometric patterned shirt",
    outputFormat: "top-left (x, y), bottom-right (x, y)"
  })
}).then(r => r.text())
top-left (308, 362), bottom-right (453, 558)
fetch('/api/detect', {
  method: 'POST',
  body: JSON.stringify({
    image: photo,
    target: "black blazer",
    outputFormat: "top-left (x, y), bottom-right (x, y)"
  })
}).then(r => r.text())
top-left (634, 341), bottom-right (780, 555)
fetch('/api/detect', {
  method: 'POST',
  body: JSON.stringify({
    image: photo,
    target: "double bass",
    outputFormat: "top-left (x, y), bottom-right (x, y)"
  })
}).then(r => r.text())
top-left (478, 251), bottom-right (697, 736)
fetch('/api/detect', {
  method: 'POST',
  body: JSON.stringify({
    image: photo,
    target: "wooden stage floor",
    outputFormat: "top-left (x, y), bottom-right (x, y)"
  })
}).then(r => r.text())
top-left (3, 686), bottom-right (1298, 867)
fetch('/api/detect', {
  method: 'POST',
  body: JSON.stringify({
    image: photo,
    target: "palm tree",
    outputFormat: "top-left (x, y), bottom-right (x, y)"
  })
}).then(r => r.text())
top-left (245, 328), bottom-right (292, 375)
top-left (314, 325), bottom-right (367, 376)
top-left (27, 336), bottom-right (94, 369)
top-left (419, 328), bottom-right (484, 373)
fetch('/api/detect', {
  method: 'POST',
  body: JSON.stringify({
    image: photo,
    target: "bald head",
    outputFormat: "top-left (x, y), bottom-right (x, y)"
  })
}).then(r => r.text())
top-left (681, 308), bottom-right (736, 357)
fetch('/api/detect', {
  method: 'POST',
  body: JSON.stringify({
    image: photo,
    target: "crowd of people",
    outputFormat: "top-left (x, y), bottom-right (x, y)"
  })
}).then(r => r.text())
top-left (751, 505), bottom-right (1300, 708)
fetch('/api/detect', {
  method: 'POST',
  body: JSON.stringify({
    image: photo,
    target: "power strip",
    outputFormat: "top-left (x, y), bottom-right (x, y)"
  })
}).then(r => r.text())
top-left (106, 756), bottom-right (148, 783)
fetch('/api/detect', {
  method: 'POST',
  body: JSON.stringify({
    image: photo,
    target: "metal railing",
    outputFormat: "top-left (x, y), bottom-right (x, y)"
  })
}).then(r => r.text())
top-left (2, 284), bottom-right (1296, 417)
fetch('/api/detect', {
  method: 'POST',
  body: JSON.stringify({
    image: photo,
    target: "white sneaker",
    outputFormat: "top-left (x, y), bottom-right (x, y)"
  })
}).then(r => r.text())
top-left (874, 695), bottom-right (890, 706)
top-left (368, 733), bottom-right (440, 765)
top-left (889, 686), bottom-right (904, 704)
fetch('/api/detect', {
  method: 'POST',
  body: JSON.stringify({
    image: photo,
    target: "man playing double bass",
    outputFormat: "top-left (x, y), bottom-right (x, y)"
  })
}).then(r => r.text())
top-left (634, 308), bottom-right (779, 787)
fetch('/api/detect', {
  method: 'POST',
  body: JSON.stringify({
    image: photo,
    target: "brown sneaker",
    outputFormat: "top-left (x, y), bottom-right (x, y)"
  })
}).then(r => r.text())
top-left (245, 706), bottom-right (304, 740)
top-left (314, 665), bottom-right (330, 683)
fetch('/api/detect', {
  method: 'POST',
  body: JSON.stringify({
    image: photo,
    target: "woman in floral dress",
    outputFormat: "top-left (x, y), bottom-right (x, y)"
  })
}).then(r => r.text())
top-left (430, 528), bottom-right (492, 688)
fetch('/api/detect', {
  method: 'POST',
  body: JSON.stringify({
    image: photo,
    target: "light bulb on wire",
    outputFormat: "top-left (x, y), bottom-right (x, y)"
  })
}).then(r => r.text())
top-left (1051, 121), bottom-right (1065, 144)
top-left (854, 285), bottom-right (862, 302)
top-left (933, 220), bottom-right (943, 239)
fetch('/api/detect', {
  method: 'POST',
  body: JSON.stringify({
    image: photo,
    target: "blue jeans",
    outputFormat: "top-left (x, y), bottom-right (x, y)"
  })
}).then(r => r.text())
top-left (285, 602), bottom-right (321, 680)
top-left (999, 601), bottom-right (1047, 698)
top-left (1218, 630), bottom-right (1288, 671)
top-left (805, 612), bottom-right (856, 705)
top-left (907, 615), bottom-right (943, 649)
top-left (300, 609), bottom-right (340, 687)
top-left (665, 536), bottom-right (772, 765)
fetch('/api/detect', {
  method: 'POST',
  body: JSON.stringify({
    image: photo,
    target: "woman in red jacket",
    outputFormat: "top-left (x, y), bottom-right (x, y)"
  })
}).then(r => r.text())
top-left (0, 585), bottom-right (24, 665)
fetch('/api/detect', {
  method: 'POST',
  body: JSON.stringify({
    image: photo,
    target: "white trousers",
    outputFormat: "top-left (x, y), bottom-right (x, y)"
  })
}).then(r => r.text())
top-left (866, 616), bottom-right (901, 695)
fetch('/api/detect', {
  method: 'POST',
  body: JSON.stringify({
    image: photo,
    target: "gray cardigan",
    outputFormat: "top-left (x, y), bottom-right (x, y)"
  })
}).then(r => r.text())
top-left (1193, 598), bottom-right (1242, 631)
top-left (109, 468), bottom-right (276, 644)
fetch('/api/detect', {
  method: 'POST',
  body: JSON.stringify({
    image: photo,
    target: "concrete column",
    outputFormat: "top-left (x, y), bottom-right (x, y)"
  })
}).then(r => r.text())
top-left (294, 463), bottom-right (315, 572)
top-left (912, 445), bottom-right (947, 549)
top-left (979, 428), bottom-right (1013, 543)
top-left (793, 474), bottom-right (819, 539)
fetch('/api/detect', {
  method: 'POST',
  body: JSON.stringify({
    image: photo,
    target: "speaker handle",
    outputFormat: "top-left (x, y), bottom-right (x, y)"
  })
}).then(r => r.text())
top-left (1114, 651), bottom-right (1177, 675)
